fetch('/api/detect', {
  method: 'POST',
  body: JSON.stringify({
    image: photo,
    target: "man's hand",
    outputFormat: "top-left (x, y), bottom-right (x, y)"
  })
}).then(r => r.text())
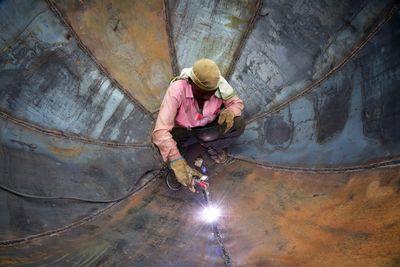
top-left (170, 157), bottom-right (202, 192)
top-left (218, 109), bottom-right (235, 134)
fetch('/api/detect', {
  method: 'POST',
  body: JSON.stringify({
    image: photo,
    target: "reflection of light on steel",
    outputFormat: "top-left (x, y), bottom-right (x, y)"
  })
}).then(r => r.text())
top-left (201, 205), bottom-right (221, 223)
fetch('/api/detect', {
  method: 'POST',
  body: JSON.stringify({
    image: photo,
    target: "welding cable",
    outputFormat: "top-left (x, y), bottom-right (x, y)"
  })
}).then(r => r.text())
top-left (0, 169), bottom-right (158, 203)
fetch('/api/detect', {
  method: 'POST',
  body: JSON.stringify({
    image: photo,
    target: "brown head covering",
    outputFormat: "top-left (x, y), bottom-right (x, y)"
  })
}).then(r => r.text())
top-left (190, 58), bottom-right (221, 91)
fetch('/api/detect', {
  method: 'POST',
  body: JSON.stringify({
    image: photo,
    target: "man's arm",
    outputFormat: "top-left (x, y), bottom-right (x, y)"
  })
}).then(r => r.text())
top-left (223, 95), bottom-right (244, 116)
top-left (152, 86), bottom-right (182, 162)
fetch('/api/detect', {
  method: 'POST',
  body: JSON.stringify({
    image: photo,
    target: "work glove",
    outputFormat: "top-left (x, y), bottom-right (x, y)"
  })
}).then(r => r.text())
top-left (170, 157), bottom-right (202, 192)
top-left (218, 109), bottom-right (235, 134)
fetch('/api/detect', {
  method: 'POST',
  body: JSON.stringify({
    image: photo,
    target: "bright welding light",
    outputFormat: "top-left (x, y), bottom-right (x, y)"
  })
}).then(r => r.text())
top-left (201, 205), bottom-right (221, 223)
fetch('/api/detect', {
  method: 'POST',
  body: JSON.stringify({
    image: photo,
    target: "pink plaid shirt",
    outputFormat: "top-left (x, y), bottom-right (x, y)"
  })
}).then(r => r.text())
top-left (152, 79), bottom-right (244, 162)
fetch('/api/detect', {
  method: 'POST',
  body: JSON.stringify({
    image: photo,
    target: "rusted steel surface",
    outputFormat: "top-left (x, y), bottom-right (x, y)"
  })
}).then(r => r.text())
top-left (168, 0), bottom-right (260, 76)
top-left (52, 0), bottom-right (174, 113)
top-left (0, 178), bottom-right (226, 266)
top-left (229, 0), bottom-right (393, 119)
top-left (0, 0), bottom-right (400, 266)
top-left (0, 0), bottom-right (153, 144)
top-left (231, 9), bottom-right (400, 168)
top-left (1, 160), bottom-right (399, 266)
top-left (0, 116), bottom-right (162, 240)
top-left (211, 160), bottom-right (400, 266)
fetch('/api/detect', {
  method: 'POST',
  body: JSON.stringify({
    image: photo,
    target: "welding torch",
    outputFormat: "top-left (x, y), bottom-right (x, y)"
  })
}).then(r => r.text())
top-left (193, 175), bottom-right (210, 204)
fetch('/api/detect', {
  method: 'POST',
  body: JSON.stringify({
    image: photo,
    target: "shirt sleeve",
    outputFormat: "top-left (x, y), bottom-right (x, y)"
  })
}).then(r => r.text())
top-left (152, 85), bottom-right (182, 162)
top-left (223, 95), bottom-right (244, 116)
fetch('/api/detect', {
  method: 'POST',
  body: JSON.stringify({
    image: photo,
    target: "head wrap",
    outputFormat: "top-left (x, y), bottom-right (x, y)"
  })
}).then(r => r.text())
top-left (170, 59), bottom-right (236, 100)
top-left (190, 58), bottom-right (221, 91)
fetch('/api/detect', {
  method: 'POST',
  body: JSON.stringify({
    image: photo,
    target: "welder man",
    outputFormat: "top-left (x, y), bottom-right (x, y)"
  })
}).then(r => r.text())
top-left (152, 58), bottom-right (245, 191)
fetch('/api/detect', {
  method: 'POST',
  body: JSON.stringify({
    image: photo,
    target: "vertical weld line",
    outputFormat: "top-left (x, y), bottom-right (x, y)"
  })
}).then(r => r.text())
top-left (225, 0), bottom-right (263, 79)
top-left (213, 225), bottom-right (234, 267)
top-left (246, 2), bottom-right (398, 125)
top-left (163, 0), bottom-right (179, 76)
top-left (152, 0), bottom-right (178, 115)
top-left (45, 0), bottom-right (153, 118)
top-left (203, 189), bottom-right (234, 266)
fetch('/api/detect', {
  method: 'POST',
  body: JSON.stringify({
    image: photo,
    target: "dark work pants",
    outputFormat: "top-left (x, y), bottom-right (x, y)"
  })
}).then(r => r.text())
top-left (171, 116), bottom-right (245, 157)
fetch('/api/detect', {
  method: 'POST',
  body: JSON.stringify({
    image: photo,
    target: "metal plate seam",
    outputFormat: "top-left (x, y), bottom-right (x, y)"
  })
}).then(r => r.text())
top-left (0, 110), bottom-right (152, 148)
top-left (45, 0), bottom-right (153, 118)
top-left (246, 3), bottom-right (398, 125)
top-left (225, 0), bottom-right (263, 80)
top-left (231, 155), bottom-right (400, 173)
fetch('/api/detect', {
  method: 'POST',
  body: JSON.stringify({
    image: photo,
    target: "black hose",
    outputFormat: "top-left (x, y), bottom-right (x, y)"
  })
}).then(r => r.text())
top-left (0, 169), bottom-right (158, 203)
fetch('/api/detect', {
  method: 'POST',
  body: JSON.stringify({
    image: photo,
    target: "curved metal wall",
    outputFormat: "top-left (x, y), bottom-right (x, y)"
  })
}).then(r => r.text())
top-left (0, 0), bottom-right (162, 242)
top-left (0, 0), bottom-right (154, 144)
top-left (168, 0), bottom-right (261, 76)
top-left (51, 0), bottom-right (174, 113)
top-left (230, 0), bottom-right (392, 119)
top-left (0, 0), bottom-right (399, 265)
top-left (0, 115), bottom-right (162, 240)
top-left (232, 7), bottom-right (400, 169)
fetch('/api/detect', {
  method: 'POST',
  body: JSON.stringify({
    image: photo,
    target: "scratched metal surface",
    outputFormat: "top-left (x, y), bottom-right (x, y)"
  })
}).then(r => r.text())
top-left (229, 0), bottom-right (392, 119)
top-left (0, 0), bottom-right (153, 144)
top-left (52, 0), bottom-right (174, 113)
top-left (0, 116), bottom-right (162, 240)
top-left (231, 9), bottom-right (400, 168)
top-left (168, 0), bottom-right (260, 75)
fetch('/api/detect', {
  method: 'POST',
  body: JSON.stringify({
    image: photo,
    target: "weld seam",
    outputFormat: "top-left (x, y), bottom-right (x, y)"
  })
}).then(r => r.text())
top-left (225, 0), bottom-right (263, 80)
top-left (45, 0), bottom-right (153, 117)
top-left (231, 156), bottom-right (400, 173)
top-left (0, 110), bottom-right (152, 148)
top-left (163, 0), bottom-right (179, 76)
top-left (0, 176), bottom-right (160, 247)
top-left (213, 225), bottom-right (234, 267)
top-left (246, 3), bottom-right (398, 124)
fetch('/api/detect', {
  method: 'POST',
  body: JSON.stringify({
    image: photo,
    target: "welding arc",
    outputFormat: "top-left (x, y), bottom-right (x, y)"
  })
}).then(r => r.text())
top-left (0, 170), bottom-right (157, 203)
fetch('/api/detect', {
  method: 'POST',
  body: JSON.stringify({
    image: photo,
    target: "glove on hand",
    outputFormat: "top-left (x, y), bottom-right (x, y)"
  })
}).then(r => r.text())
top-left (218, 109), bottom-right (235, 134)
top-left (170, 157), bottom-right (202, 191)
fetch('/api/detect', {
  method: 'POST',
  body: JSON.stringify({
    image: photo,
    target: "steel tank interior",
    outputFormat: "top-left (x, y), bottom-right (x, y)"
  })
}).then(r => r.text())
top-left (1, 0), bottom-right (399, 266)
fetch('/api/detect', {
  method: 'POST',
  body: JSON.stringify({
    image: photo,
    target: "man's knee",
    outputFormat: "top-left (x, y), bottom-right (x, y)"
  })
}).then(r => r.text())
top-left (234, 116), bottom-right (246, 135)
top-left (222, 116), bottom-right (245, 137)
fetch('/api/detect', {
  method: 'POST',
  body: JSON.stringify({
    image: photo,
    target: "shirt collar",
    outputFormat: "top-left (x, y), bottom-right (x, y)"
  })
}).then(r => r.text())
top-left (184, 80), bottom-right (194, 98)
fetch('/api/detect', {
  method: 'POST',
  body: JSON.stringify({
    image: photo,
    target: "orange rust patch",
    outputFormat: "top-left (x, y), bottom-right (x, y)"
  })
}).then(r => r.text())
top-left (108, 195), bottom-right (142, 225)
top-left (48, 144), bottom-right (82, 157)
top-left (0, 252), bottom-right (51, 265)
top-left (212, 161), bottom-right (400, 267)
top-left (54, 0), bottom-right (173, 112)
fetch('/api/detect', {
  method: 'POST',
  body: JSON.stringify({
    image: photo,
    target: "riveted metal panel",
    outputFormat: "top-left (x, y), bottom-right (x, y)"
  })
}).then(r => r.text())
top-left (52, 0), bottom-right (174, 112)
top-left (231, 10), bottom-right (400, 168)
top-left (0, 0), bottom-right (153, 144)
top-left (168, 0), bottom-right (260, 75)
top-left (230, 0), bottom-right (392, 119)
